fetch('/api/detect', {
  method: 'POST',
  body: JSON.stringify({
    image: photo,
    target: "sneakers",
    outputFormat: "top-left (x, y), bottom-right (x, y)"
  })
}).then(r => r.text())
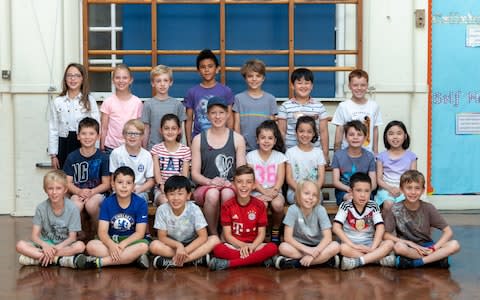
top-left (263, 257), bottom-right (275, 268)
top-left (192, 254), bottom-right (210, 267)
top-left (395, 256), bottom-right (414, 269)
top-left (379, 253), bottom-right (396, 268)
top-left (19, 255), bottom-right (39, 266)
top-left (77, 255), bottom-right (100, 269)
top-left (136, 254), bottom-right (149, 269)
top-left (208, 257), bottom-right (229, 271)
top-left (432, 257), bottom-right (450, 268)
top-left (274, 255), bottom-right (301, 270)
top-left (341, 257), bottom-right (361, 271)
top-left (325, 255), bottom-right (340, 269)
top-left (58, 254), bottom-right (86, 269)
top-left (153, 256), bottom-right (175, 269)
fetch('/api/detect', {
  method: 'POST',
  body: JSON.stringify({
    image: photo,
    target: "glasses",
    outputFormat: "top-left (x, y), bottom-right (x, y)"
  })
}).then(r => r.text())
top-left (66, 73), bottom-right (82, 79)
top-left (125, 131), bottom-right (142, 137)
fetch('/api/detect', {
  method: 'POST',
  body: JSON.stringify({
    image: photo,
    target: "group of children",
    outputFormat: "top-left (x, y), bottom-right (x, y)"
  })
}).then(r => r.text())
top-left (16, 49), bottom-right (460, 272)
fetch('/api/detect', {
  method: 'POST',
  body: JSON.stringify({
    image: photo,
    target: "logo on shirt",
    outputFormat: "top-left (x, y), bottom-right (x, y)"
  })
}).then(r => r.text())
top-left (111, 213), bottom-right (135, 232)
top-left (248, 210), bottom-right (256, 221)
top-left (138, 164), bottom-right (145, 173)
top-left (232, 214), bottom-right (239, 220)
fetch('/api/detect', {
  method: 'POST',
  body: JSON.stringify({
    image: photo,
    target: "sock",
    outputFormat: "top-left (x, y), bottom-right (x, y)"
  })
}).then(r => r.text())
top-left (412, 258), bottom-right (424, 267)
top-left (54, 256), bottom-right (60, 265)
top-left (359, 257), bottom-right (365, 266)
top-left (228, 243), bottom-right (278, 268)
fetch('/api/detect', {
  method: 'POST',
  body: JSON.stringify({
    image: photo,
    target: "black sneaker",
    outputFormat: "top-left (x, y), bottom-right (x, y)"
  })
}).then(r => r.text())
top-left (263, 257), bottom-right (275, 268)
top-left (192, 254), bottom-right (210, 267)
top-left (395, 256), bottom-right (414, 269)
top-left (136, 254), bottom-right (149, 269)
top-left (325, 255), bottom-right (340, 268)
top-left (274, 255), bottom-right (301, 270)
top-left (430, 257), bottom-right (450, 268)
top-left (153, 256), bottom-right (175, 269)
top-left (77, 256), bottom-right (99, 269)
top-left (208, 257), bottom-right (229, 271)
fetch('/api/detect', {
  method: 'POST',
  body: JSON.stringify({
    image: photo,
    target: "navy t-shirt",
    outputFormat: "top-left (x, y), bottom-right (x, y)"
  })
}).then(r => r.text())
top-left (63, 149), bottom-right (110, 189)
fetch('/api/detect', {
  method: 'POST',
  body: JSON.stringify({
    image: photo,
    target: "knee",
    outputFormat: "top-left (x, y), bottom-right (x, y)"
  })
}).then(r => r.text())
top-left (220, 188), bottom-right (235, 201)
top-left (330, 241), bottom-right (341, 253)
top-left (448, 240), bottom-right (461, 254)
top-left (383, 239), bottom-right (394, 249)
top-left (16, 240), bottom-right (27, 252)
top-left (278, 242), bottom-right (290, 254)
top-left (204, 190), bottom-right (220, 206)
top-left (393, 241), bottom-right (408, 253)
top-left (74, 241), bottom-right (86, 252)
top-left (208, 235), bottom-right (221, 246)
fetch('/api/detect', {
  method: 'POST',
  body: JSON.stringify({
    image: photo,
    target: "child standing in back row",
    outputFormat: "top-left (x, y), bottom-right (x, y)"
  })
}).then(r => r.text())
top-left (233, 59), bottom-right (278, 152)
top-left (142, 65), bottom-right (186, 151)
top-left (277, 68), bottom-right (329, 164)
top-left (49, 63), bottom-right (100, 169)
top-left (184, 49), bottom-right (234, 146)
top-left (100, 64), bottom-right (143, 154)
top-left (375, 120), bottom-right (417, 211)
top-left (332, 69), bottom-right (382, 154)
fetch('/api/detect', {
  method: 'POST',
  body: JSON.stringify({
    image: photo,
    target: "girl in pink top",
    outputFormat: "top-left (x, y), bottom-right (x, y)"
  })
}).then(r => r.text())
top-left (100, 64), bottom-right (143, 153)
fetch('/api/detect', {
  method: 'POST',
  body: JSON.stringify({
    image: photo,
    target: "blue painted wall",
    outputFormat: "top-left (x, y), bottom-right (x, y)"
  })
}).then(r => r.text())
top-left (122, 4), bottom-right (335, 99)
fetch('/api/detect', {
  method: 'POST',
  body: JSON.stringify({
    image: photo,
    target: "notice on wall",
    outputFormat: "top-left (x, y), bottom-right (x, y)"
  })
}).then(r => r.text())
top-left (466, 25), bottom-right (480, 47)
top-left (456, 113), bottom-right (480, 134)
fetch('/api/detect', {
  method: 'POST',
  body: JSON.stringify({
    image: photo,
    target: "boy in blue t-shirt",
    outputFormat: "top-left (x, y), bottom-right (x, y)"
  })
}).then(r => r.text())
top-left (64, 117), bottom-right (110, 222)
top-left (149, 175), bottom-right (220, 268)
top-left (183, 49), bottom-right (234, 146)
top-left (81, 166), bottom-right (149, 269)
top-left (331, 120), bottom-right (376, 205)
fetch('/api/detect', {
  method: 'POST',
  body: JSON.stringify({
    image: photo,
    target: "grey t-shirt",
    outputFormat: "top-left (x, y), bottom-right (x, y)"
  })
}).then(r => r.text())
top-left (32, 198), bottom-right (82, 244)
top-left (331, 148), bottom-right (376, 186)
top-left (141, 97), bottom-right (186, 150)
top-left (154, 201), bottom-right (207, 244)
top-left (283, 204), bottom-right (332, 246)
top-left (232, 91), bottom-right (277, 151)
top-left (384, 201), bottom-right (448, 244)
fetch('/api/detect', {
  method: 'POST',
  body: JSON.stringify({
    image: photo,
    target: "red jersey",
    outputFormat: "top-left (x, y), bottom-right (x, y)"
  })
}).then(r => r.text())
top-left (220, 196), bottom-right (267, 243)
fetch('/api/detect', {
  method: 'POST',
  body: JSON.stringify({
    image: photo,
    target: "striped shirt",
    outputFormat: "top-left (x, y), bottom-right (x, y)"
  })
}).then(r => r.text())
top-left (277, 98), bottom-right (329, 149)
top-left (151, 142), bottom-right (191, 184)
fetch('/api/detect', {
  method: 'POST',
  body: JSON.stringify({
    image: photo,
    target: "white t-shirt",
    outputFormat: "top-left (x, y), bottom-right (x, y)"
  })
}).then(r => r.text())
top-left (285, 146), bottom-right (325, 204)
top-left (332, 99), bottom-right (383, 152)
top-left (109, 144), bottom-right (154, 186)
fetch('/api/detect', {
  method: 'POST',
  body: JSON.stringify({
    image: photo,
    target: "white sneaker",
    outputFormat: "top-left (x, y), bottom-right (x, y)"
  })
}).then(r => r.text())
top-left (58, 255), bottom-right (77, 268)
top-left (341, 257), bottom-right (360, 271)
top-left (379, 253), bottom-right (396, 267)
top-left (19, 255), bottom-right (39, 266)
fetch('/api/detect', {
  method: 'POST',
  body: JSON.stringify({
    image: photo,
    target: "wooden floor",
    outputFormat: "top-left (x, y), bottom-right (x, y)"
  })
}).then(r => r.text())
top-left (3, 213), bottom-right (479, 300)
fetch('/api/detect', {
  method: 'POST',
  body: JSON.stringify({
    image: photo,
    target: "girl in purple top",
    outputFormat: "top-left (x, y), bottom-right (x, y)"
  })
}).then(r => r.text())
top-left (375, 120), bottom-right (417, 211)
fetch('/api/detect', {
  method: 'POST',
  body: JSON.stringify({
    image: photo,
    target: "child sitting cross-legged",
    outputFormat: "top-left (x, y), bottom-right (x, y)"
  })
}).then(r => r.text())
top-left (384, 170), bottom-right (460, 269)
top-left (332, 172), bottom-right (395, 270)
top-left (16, 170), bottom-right (86, 268)
top-left (82, 166), bottom-right (150, 269)
top-left (208, 165), bottom-right (278, 271)
top-left (149, 175), bottom-right (220, 269)
top-left (275, 179), bottom-right (340, 269)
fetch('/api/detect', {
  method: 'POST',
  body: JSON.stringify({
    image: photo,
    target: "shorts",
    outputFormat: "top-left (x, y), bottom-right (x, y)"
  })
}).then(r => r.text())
top-left (193, 185), bottom-right (235, 206)
top-left (375, 188), bottom-right (405, 207)
top-left (110, 235), bottom-right (150, 246)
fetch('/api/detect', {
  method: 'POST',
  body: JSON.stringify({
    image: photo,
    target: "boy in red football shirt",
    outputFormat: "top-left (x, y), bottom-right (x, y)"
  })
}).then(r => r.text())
top-left (208, 165), bottom-right (278, 270)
